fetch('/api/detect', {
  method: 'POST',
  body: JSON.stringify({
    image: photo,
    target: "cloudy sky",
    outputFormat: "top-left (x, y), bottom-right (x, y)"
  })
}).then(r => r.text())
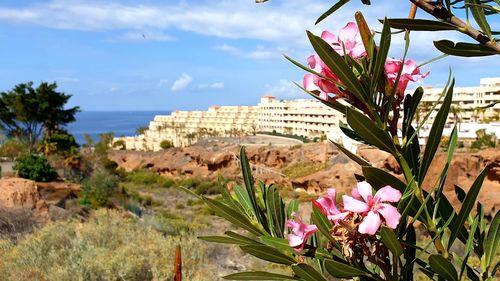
top-left (0, 0), bottom-right (498, 111)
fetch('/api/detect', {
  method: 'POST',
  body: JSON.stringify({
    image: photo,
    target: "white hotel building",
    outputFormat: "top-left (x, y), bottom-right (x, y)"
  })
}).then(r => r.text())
top-left (116, 77), bottom-right (500, 151)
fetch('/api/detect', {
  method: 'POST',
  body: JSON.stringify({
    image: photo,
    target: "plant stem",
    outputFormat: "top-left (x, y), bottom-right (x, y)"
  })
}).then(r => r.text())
top-left (410, 0), bottom-right (500, 53)
top-left (396, 153), bottom-right (448, 257)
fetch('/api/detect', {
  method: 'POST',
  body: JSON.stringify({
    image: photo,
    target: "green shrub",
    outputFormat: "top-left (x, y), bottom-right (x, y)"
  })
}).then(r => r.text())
top-left (112, 139), bottom-right (126, 150)
top-left (81, 172), bottom-right (119, 207)
top-left (13, 153), bottom-right (57, 182)
top-left (40, 131), bottom-right (79, 156)
top-left (126, 169), bottom-right (167, 185)
top-left (0, 209), bottom-right (216, 281)
top-left (159, 139), bottom-right (174, 149)
top-left (470, 129), bottom-right (497, 150)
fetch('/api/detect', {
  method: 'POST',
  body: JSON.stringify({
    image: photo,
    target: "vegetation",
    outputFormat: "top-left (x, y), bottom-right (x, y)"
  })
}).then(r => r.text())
top-left (0, 82), bottom-right (79, 149)
top-left (0, 138), bottom-right (28, 159)
top-left (0, 209), bottom-right (217, 281)
top-left (112, 139), bottom-right (126, 150)
top-left (159, 139), bottom-right (173, 149)
top-left (283, 161), bottom-right (327, 179)
top-left (13, 153), bottom-right (57, 182)
top-left (81, 172), bottom-right (120, 207)
top-left (471, 128), bottom-right (497, 150)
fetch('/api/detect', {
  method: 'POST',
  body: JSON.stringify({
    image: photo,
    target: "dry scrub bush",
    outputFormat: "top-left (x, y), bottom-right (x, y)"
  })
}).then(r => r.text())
top-left (0, 209), bottom-right (217, 281)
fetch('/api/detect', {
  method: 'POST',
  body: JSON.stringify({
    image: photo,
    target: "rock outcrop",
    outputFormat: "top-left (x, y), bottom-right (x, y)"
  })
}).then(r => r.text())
top-left (108, 142), bottom-right (500, 215)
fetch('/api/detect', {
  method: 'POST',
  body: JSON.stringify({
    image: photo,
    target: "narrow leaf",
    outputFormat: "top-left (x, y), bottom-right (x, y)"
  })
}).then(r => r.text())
top-left (224, 271), bottom-right (298, 280)
top-left (428, 254), bottom-right (458, 281)
top-left (371, 17), bottom-right (391, 93)
top-left (346, 107), bottom-right (396, 153)
top-left (240, 244), bottom-right (296, 265)
top-left (312, 204), bottom-right (341, 248)
top-left (380, 227), bottom-right (403, 257)
top-left (384, 18), bottom-right (459, 31)
top-left (434, 40), bottom-right (498, 57)
top-left (292, 263), bottom-right (327, 281)
top-left (468, 0), bottom-right (493, 38)
top-left (307, 31), bottom-right (369, 103)
top-left (324, 259), bottom-right (368, 278)
top-left (420, 78), bottom-right (454, 184)
top-left (315, 0), bottom-right (350, 25)
top-left (202, 196), bottom-right (262, 236)
top-left (485, 210), bottom-right (500, 269)
top-left (330, 140), bottom-right (371, 166)
top-left (448, 166), bottom-right (489, 249)
top-left (198, 235), bottom-right (255, 245)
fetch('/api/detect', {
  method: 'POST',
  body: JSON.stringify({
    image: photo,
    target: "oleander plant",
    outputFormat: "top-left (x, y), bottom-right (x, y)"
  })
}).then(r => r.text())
top-left (199, 1), bottom-right (499, 280)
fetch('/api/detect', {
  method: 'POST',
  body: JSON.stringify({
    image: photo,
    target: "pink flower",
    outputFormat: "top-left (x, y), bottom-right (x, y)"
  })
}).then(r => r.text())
top-left (312, 188), bottom-right (348, 223)
top-left (303, 55), bottom-right (345, 101)
top-left (384, 58), bottom-right (429, 97)
top-left (342, 182), bottom-right (402, 235)
top-left (286, 212), bottom-right (318, 252)
top-left (321, 22), bottom-right (366, 58)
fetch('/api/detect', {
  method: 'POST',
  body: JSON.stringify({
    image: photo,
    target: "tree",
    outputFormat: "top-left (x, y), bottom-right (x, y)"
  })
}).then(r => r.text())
top-left (0, 82), bottom-right (79, 149)
top-left (136, 126), bottom-right (148, 135)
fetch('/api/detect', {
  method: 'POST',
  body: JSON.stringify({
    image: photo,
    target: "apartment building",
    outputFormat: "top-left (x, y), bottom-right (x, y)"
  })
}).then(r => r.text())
top-left (116, 77), bottom-right (500, 151)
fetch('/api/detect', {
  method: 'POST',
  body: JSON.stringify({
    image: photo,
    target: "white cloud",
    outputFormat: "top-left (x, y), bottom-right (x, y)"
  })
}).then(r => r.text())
top-left (264, 79), bottom-right (307, 99)
top-left (215, 43), bottom-right (281, 60)
top-left (198, 82), bottom-right (224, 89)
top-left (171, 73), bottom-right (192, 92)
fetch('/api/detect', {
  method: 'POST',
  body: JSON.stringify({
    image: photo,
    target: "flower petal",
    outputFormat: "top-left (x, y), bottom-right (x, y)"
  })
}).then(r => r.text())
top-left (378, 203), bottom-right (401, 229)
top-left (338, 22), bottom-right (358, 43)
top-left (287, 234), bottom-right (304, 247)
top-left (342, 195), bottom-right (369, 213)
top-left (321, 30), bottom-right (337, 45)
top-left (374, 185), bottom-right (402, 203)
top-left (356, 181), bottom-right (373, 202)
top-left (358, 211), bottom-right (382, 235)
top-left (303, 74), bottom-right (319, 92)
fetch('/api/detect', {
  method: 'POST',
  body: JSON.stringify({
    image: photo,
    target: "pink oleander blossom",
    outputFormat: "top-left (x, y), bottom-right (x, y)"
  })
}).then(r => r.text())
top-left (312, 188), bottom-right (348, 223)
top-left (342, 181), bottom-right (402, 235)
top-left (384, 58), bottom-right (429, 97)
top-left (321, 22), bottom-right (366, 58)
top-left (303, 55), bottom-right (345, 101)
top-left (286, 212), bottom-right (318, 252)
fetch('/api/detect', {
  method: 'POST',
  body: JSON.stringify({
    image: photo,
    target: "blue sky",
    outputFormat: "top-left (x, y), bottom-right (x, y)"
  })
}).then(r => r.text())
top-left (0, 0), bottom-right (498, 111)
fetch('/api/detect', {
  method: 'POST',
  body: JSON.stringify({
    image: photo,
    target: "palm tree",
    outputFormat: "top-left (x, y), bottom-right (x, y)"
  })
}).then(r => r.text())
top-left (450, 105), bottom-right (463, 131)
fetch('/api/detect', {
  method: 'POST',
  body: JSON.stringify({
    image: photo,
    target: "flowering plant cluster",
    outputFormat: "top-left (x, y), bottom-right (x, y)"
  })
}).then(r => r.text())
top-left (199, 3), bottom-right (499, 281)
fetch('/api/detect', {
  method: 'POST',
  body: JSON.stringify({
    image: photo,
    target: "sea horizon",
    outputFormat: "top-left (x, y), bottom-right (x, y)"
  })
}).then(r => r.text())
top-left (67, 110), bottom-right (170, 145)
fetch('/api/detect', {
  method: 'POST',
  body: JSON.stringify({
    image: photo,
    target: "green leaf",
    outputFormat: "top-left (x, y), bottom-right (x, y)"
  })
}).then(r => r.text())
top-left (346, 107), bottom-right (396, 153)
top-left (225, 231), bottom-right (260, 244)
top-left (198, 235), bottom-right (255, 245)
top-left (454, 185), bottom-right (466, 203)
top-left (240, 147), bottom-right (268, 231)
top-left (240, 244), bottom-right (296, 265)
top-left (355, 11), bottom-right (375, 60)
top-left (434, 125), bottom-right (458, 203)
top-left (380, 227), bottom-right (403, 257)
top-left (428, 254), bottom-right (458, 281)
top-left (287, 199), bottom-right (299, 218)
top-left (403, 87), bottom-right (424, 138)
top-left (419, 78), bottom-right (454, 184)
top-left (324, 259), bottom-right (368, 278)
top-left (223, 271), bottom-right (298, 280)
top-left (468, 0), bottom-right (493, 38)
top-left (234, 185), bottom-right (255, 217)
top-left (485, 210), bottom-right (500, 270)
top-left (384, 18), bottom-right (459, 31)
top-left (306, 31), bottom-right (369, 103)
top-left (362, 166), bottom-right (406, 192)
top-left (448, 166), bottom-right (488, 249)
top-left (292, 263), bottom-right (327, 281)
top-left (266, 185), bottom-right (286, 238)
top-left (202, 196), bottom-right (262, 236)
top-left (402, 225), bottom-right (416, 281)
top-left (260, 236), bottom-right (292, 253)
top-left (403, 125), bottom-right (420, 178)
top-left (311, 204), bottom-right (341, 248)
top-left (434, 40), bottom-right (499, 57)
top-left (371, 17), bottom-right (391, 94)
top-left (315, 0), bottom-right (350, 25)
top-left (330, 140), bottom-right (371, 166)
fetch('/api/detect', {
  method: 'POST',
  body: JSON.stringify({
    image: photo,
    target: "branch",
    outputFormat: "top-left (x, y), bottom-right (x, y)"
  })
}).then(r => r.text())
top-left (410, 0), bottom-right (500, 53)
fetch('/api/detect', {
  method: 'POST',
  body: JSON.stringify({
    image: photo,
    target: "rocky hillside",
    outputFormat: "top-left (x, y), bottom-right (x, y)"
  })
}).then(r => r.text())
top-left (109, 142), bottom-right (500, 215)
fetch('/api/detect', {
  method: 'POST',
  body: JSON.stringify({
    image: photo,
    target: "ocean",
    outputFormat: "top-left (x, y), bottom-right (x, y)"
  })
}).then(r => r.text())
top-left (67, 111), bottom-right (170, 145)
